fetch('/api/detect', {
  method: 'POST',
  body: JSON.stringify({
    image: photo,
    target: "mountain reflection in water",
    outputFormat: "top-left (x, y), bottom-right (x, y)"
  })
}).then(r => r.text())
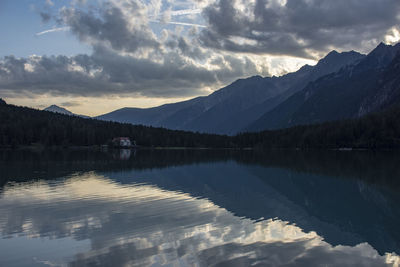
top-left (0, 149), bottom-right (399, 267)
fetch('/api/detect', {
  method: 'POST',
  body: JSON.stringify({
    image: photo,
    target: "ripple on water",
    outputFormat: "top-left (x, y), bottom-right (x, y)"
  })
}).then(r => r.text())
top-left (0, 172), bottom-right (399, 266)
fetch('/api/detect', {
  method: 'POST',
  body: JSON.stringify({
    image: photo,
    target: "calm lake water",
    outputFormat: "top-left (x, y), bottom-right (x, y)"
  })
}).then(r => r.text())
top-left (0, 149), bottom-right (400, 267)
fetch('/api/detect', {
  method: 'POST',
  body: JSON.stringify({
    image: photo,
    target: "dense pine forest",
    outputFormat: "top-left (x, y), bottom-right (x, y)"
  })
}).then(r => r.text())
top-left (0, 100), bottom-right (231, 148)
top-left (1, 99), bottom-right (400, 149)
top-left (234, 104), bottom-right (400, 149)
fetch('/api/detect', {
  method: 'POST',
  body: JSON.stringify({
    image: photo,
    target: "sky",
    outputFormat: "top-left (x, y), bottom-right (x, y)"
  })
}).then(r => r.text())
top-left (0, 0), bottom-right (399, 116)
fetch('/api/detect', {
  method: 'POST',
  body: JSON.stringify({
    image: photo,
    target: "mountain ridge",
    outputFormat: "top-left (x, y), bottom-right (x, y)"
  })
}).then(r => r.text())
top-left (245, 42), bottom-right (400, 132)
top-left (3, 94), bottom-right (400, 149)
top-left (44, 105), bottom-right (90, 118)
top-left (44, 105), bottom-right (75, 116)
top-left (97, 49), bottom-right (365, 134)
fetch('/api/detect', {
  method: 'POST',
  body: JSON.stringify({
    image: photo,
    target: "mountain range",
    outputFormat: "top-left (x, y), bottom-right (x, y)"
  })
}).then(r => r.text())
top-left (96, 49), bottom-right (365, 134)
top-left (46, 42), bottom-right (400, 135)
top-left (247, 42), bottom-right (400, 131)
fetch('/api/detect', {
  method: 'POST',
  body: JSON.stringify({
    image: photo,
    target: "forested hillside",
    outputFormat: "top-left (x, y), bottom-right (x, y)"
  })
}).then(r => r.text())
top-left (0, 102), bottom-right (231, 148)
top-left (235, 104), bottom-right (400, 149)
top-left (1, 99), bottom-right (400, 149)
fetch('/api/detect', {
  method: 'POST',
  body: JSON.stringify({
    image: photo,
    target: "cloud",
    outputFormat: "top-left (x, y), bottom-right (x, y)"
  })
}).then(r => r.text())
top-left (3, 0), bottom-right (398, 100)
top-left (58, 3), bottom-right (160, 54)
top-left (39, 11), bottom-right (52, 23)
top-left (60, 101), bottom-right (81, 107)
top-left (149, 19), bottom-right (206, 28)
top-left (199, 0), bottom-right (400, 58)
top-left (0, 0), bottom-right (272, 99)
top-left (45, 0), bottom-right (54, 6)
top-left (150, 8), bottom-right (202, 19)
top-left (170, 8), bottom-right (202, 16)
top-left (35, 26), bottom-right (70, 36)
top-left (0, 44), bottom-right (265, 98)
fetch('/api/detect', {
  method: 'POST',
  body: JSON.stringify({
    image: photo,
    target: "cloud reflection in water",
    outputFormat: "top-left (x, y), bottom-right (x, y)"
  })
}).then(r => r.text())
top-left (0, 172), bottom-right (399, 267)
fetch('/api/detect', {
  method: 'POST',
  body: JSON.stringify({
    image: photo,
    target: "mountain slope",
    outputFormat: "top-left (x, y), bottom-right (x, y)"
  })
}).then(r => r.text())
top-left (96, 99), bottom-right (197, 126)
top-left (44, 105), bottom-right (75, 116)
top-left (97, 50), bottom-right (364, 134)
top-left (3, 96), bottom-right (400, 149)
top-left (98, 76), bottom-right (284, 131)
top-left (188, 50), bottom-right (365, 134)
top-left (44, 105), bottom-right (90, 118)
top-left (234, 102), bottom-right (400, 149)
top-left (246, 43), bottom-right (400, 132)
top-left (358, 47), bottom-right (400, 115)
top-left (0, 103), bottom-right (231, 148)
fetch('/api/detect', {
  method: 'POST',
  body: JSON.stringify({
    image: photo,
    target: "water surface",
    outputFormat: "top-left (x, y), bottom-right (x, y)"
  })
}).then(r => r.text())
top-left (0, 149), bottom-right (399, 266)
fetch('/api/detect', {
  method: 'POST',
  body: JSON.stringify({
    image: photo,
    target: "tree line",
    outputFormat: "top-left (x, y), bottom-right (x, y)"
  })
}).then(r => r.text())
top-left (1, 99), bottom-right (400, 149)
top-left (0, 102), bottom-right (232, 148)
top-left (233, 104), bottom-right (400, 149)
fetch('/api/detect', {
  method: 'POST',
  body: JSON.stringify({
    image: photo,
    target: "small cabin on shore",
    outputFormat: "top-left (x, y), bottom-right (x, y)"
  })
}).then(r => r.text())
top-left (112, 137), bottom-right (132, 148)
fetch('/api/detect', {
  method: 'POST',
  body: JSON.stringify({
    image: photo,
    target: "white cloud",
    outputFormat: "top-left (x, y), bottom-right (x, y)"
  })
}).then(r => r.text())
top-left (2, 0), bottom-right (399, 103)
top-left (200, 0), bottom-right (400, 58)
top-left (169, 8), bottom-right (202, 16)
top-left (0, 0), bottom-right (275, 99)
top-left (45, 0), bottom-right (54, 6)
top-left (149, 19), bottom-right (206, 28)
top-left (385, 27), bottom-right (400, 45)
top-left (35, 26), bottom-right (70, 36)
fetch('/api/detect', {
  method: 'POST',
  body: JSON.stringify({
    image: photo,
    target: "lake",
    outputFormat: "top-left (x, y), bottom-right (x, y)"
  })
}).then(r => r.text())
top-left (0, 149), bottom-right (400, 267)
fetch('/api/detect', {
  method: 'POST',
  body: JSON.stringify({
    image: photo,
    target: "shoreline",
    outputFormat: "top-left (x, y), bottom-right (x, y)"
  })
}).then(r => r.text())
top-left (0, 145), bottom-right (396, 152)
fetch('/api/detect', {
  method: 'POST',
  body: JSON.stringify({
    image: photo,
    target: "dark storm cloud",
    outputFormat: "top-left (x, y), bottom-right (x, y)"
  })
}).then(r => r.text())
top-left (199, 0), bottom-right (400, 58)
top-left (4, 0), bottom-right (398, 98)
top-left (0, 0), bottom-right (269, 98)
top-left (59, 3), bottom-right (160, 53)
top-left (165, 34), bottom-right (209, 60)
top-left (0, 55), bottom-right (105, 96)
top-left (0, 45), bottom-right (259, 97)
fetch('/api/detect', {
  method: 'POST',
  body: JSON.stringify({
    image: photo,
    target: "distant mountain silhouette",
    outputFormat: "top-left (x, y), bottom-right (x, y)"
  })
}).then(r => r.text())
top-left (44, 105), bottom-right (75, 115)
top-left (44, 105), bottom-right (90, 118)
top-left (246, 43), bottom-right (400, 132)
top-left (39, 42), bottom-right (400, 137)
top-left (97, 50), bottom-right (364, 134)
top-left (3, 91), bottom-right (400, 149)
